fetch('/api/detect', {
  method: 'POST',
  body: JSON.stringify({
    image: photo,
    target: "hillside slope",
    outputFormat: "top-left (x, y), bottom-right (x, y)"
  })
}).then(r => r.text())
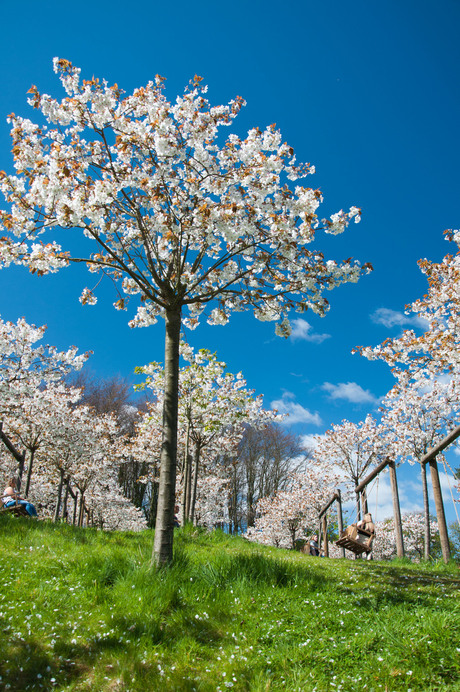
top-left (1, 516), bottom-right (459, 691)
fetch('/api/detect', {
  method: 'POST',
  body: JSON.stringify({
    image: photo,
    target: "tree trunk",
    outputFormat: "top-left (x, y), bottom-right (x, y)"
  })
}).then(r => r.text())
top-left (63, 477), bottom-right (70, 522)
top-left (78, 493), bottom-right (85, 527)
top-left (54, 469), bottom-right (65, 522)
top-left (190, 440), bottom-right (201, 525)
top-left (181, 420), bottom-right (191, 525)
top-left (429, 458), bottom-right (450, 563)
top-left (24, 447), bottom-right (36, 496)
top-left (17, 451), bottom-right (26, 491)
top-left (153, 307), bottom-right (181, 567)
top-left (421, 461), bottom-right (431, 559)
top-left (355, 486), bottom-right (361, 522)
top-left (73, 491), bottom-right (78, 525)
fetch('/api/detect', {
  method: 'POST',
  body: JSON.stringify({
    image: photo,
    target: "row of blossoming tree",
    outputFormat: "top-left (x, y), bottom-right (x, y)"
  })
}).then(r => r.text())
top-left (0, 316), bottom-right (148, 530)
top-left (244, 230), bottom-right (460, 561)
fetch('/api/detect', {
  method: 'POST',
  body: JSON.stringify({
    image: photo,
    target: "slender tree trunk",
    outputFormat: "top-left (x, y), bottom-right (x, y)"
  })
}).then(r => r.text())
top-left (153, 307), bottom-right (181, 566)
top-left (73, 491), bottom-right (78, 525)
top-left (421, 461), bottom-right (431, 559)
top-left (185, 450), bottom-right (192, 521)
top-left (17, 451), bottom-right (26, 491)
top-left (24, 447), bottom-right (36, 496)
top-left (429, 458), bottom-right (450, 563)
top-left (190, 440), bottom-right (201, 525)
top-left (54, 469), bottom-right (65, 522)
top-left (78, 493), bottom-right (85, 527)
top-left (181, 420), bottom-right (191, 525)
top-left (63, 477), bottom-right (70, 522)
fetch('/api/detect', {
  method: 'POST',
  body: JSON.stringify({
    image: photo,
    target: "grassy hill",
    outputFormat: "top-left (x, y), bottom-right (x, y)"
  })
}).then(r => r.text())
top-left (1, 516), bottom-right (459, 691)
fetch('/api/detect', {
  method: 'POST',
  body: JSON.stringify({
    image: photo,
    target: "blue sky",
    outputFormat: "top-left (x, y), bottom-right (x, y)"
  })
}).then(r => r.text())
top-left (0, 0), bottom-right (459, 524)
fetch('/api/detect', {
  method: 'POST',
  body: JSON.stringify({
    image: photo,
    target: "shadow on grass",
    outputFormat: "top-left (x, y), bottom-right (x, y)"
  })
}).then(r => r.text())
top-left (0, 636), bottom-right (89, 691)
top-left (192, 550), bottom-right (325, 592)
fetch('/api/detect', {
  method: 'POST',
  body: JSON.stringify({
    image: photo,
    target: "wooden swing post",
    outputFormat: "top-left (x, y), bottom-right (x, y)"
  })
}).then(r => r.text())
top-left (418, 424), bottom-right (460, 564)
top-left (318, 491), bottom-right (344, 557)
top-left (388, 461), bottom-right (404, 558)
top-left (336, 489), bottom-right (345, 558)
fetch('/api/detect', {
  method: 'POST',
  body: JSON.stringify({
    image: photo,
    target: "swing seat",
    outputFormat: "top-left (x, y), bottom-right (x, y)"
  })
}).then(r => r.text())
top-left (0, 502), bottom-right (29, 517)
top-left (336, 525), bottom-right (373, 555)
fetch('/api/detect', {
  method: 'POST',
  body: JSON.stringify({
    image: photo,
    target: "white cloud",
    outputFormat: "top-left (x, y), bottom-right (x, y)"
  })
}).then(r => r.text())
top-left (300, 433), bottom-right (325, 451)
top-left (271, 392), bottom-right (322, 426)
top-left (322, 381), bottom-right (378, 404)
top-left (371, 307), bottom-right (428, 330)
top-left (290, 318), bottom-right (331, 344)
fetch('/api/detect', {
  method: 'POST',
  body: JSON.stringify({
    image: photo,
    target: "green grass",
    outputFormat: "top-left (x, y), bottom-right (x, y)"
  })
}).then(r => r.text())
top-left (1, 517), bottom-right (460, 691)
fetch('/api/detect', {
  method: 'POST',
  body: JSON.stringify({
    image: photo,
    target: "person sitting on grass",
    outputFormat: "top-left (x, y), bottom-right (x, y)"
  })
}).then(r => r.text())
top-left (2, 477), bottom-right (38, 517)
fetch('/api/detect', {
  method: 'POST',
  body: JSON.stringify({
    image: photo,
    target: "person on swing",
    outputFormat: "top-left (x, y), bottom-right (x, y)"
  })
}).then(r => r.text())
top-left (2, 477), bottom-right (38, 517)
top-left (357, 512), bottom-right (375, 560)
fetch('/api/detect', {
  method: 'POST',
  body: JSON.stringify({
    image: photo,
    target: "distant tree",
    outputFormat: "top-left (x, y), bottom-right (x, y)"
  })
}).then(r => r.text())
top-left (244, 466), bottom-right (340, 550)
top-left (373, 513), bottom-right (439, 561)
top-left (313, 415), bottom-right (383, 502)
top-left (0, 60), bottom-right (371, 564)
top-left (235, 423), bottom-right (311, 529)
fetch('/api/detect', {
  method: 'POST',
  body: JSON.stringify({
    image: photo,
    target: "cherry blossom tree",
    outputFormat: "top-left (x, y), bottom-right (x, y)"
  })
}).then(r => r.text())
top-left (3, 382), bottom-right (82, 497)
top-left (312, 415), bottom-right (384, 519)
top-left (0, 316), bottom-right (87, 417)
top-left (0, 59), bottom-right (371, 564)
top-left (0, 315), bottom-right (87, 488)
top-left (360, 230), bottom-right (459, 381)
top-left (244, 466), bottom-right (340, 549)
top-left (373, 513), bottom-right (439, 561)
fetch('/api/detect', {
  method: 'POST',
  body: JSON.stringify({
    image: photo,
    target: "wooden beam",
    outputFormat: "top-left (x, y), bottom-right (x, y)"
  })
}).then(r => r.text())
top-left (355, 456), bottom-right (392, 495)
top-left (318, 492), bottom-right (339, 519)
top-left (420, 424), bottom-right (460, 466)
